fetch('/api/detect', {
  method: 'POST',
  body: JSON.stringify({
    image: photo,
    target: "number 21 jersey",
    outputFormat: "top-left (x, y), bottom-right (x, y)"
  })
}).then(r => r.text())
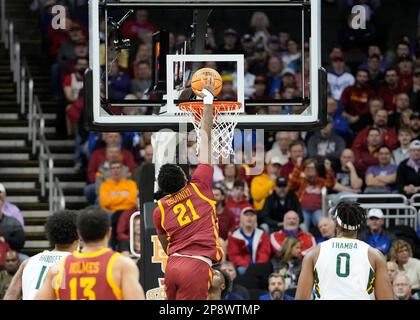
top-left (314, 238), bottom-right (375, 300)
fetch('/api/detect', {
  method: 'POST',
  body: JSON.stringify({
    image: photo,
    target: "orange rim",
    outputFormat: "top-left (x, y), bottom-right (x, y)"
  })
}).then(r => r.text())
top-left (179, 101), bottom-right (242, 113)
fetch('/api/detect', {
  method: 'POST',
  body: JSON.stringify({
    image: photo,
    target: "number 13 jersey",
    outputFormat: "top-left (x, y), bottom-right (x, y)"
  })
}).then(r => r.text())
top-left (314, 238), bottom-right (375, 300)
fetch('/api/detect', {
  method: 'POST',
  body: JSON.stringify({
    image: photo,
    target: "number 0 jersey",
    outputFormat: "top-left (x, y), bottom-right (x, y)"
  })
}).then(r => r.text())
top-left (314, 238), bottom-right (375, 300)
top-left (55, 248), bottom-right (122, 300)
top-left (153, 164), bottom-right (223, 262)
top-left (22, 250), bottom-right (70, 300)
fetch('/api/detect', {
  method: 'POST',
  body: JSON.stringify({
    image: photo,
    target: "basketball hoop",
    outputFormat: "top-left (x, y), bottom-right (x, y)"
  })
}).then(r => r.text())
top-left (179, 101), bottom-right (242, 159)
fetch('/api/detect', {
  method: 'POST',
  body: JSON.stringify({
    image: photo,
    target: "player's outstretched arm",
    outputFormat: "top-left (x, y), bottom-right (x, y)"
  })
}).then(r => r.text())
top-left (118, 255), bottom-right (145, 300)
top-left (197, 77), bottom-right (215, 164)
top-left (369, 248), bottom-right (394, 300)
top-left (3, 258), bottom-right (29, 300)
top-left (295, 247), bottom-right (317, 300)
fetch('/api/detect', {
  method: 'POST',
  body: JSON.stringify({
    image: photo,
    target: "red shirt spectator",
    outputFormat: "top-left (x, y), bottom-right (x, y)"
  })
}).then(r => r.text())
top-left (227, 207), bottom-right (271, 267)
top-left (280, 140), bottom-right (305, 179)
top-left (116, 208), bottom-right (138, 242)
top-left (87, 133), bottom-right (136, 183)
top-left (270, 210), bottom-right (316, 256)
top-left (224, 180), bottom-right (251, 227)
top-left (341, 69), bottom-right (376, 118)
top-left (378, 68), bottom-right (406, 112)
top-left (352, 109), bottom-right (399, 151)
top-left (212, 187), bottom-right (236, 240)
top-left (121, 9), bottom-right (157, 41)
top-left (398, 57), bottom-right (413, 92)
top-left (354, 127), bottom-right (381, 172)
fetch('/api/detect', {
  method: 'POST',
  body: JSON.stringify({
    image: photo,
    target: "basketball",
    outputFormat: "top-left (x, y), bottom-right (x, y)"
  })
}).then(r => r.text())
top-left (191, 68), bottom-right (223, 97)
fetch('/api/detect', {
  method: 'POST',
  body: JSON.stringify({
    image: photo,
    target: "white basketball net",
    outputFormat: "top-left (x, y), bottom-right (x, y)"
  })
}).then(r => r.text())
top-left (179, 102), bottom-right (241, 159)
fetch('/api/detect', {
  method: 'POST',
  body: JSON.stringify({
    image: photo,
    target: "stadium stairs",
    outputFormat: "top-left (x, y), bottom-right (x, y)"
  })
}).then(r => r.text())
top-left (0, 1), bottom-right (87, 256)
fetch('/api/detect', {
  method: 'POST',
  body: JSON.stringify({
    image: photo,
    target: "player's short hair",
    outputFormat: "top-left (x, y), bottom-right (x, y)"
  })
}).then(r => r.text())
top-left (77, 206), bottom-right (110, 243)
top-left (332, 201), bottom-right (366, 232)
top-left (45, 210), bottom-right (78, 246)
top-left (212, 266), bottom-right (232, 299)
top-left (157, 164), bottom-right (186, 196)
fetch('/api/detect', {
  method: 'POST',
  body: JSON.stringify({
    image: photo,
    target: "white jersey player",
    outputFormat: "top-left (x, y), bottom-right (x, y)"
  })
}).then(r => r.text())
top-left (3, 210), bottom-right (79, 300)
top-left (295, 202), bottom-right (394, 300)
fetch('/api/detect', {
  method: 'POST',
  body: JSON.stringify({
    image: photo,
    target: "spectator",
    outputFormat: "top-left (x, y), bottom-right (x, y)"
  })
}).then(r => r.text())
top-left (250, 164), bottom-right (276, 211)
top-left (393, 128), bottom-right (414, 165)
top-left (220, 261), bottom-right (250, 300)
top-left (0, 250), bottom-right (20, 299)
top-left (121, 9), bottom-right (157, 41)
top-left (62, 56), bottom-right (87, 104)
top-left (216, 28), bottom-right (242, 72)
top-left (393, 272), bottom-right (414, 300)
top-left (0, 228), bottom-right (10, 269)
top-left (271, 237), bottom-right (302, 289)
top-left (265, 132), bottom-right (290, 165)
top-left (0, 184), bottom-right (24, 227)
top-left (259, 273), bottom-right (294, 300)
top-left (388, 93), bottom-right (412, 130)
top-left (266, 35), bottom-right (281, 59)
top-left (330, 149), bottom-right (363, 206)
top-left (248, 44), bottom-right (268, 76)
top-left (108, 64), bottom-right (132, 100)
top-left (266, 56), bottom-right (283, 98)
top-left (353, 108), bottom-right (398, 153)
top-left (241, 34), bottom-right (255, 58)
top-left (408, 66), bottom-right (420, 111)
top-left (364, 145), bottom-right (397, 194)
top-left (0, 199), bottom-right (25, 252)
top-left (115, 208), bottom-right (139, 254)
top-left (387, 260), bottom-right (399, 285)
top-left (85, 144), bottom-right (132, 204)
top-left (234, 58), bottom-right (255, 99)
top-left (365, 54), bottom-right (385, 91)
top-left (288, 158), bottom-right (335, 232)
top-left (98, 160), bottom-right (138, 213)
top-left (327, 52), bottom-right (355, 101)
top-left (270, 210), bottom-right (316, 257)
top-left (327, 97), bottom-right (351, 140)
top-left (227, 207), bottom-right (271, 271)
top-left (281, 39), bottom-right (301, 72)
top-left (218, 164), bottom-right (240, 197)
top-left (397, 56), bottom-right (413, 92)
top-left (410, 111), bottom-right (420, 138)
top-left (131, 61), bottom-right (152, 99)
top-left (87, 132), bottom-right (136, 184)
top-left (316, 217), bottom-right (335, 243)
top-left (390, 41), bottom-right (411, 66)
top-left (354, 127), bottom-right (381, 173)
top-left (259, 177), bottom-right (302, 234)
top-left (378, 68), bottom-right (405, 113)
top-left (341, 69), bottom-right (376, 130)
top-left (396, 139), bottom-right (420, 196)
top-left (279, 140), bottom-right (305, 180)
top-left (225, 180), bottom-right (251, 228)
top-left (356, 97), bottom-right (384, 133)
top-left (212, 187), bottom-right (236, 241)
top-left (249, 11), bottom-right (271, 45)
top-left (307, 116), bottom-right (346, 164)
top-left (133, 144), bottom-right (155, 207)
top-left (390, 240), bottom-right (420, 289)
top-left (358, 209), bottom-right (396, 256)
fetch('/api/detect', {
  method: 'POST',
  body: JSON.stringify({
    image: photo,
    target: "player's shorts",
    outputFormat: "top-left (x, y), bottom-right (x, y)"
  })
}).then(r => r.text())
top-left (164, 255), bottom-right (213, 300)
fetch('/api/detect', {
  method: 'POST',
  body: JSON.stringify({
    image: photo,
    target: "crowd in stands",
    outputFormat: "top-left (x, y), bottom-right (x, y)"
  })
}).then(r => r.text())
top-left (3, 0), bottom-right (418, 300)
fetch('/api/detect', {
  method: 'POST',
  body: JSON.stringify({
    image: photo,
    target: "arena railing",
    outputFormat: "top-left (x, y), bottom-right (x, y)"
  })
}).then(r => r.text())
top-left (358, 203), bottom-right (418, 230)
top-left (1, 1), bottom-right (66, 214)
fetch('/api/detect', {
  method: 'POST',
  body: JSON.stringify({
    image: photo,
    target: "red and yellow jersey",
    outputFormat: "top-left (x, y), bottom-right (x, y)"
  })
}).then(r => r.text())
top-left (54, 248), bottom-right (122, 300)
top-left (153, 164), bottom-right (223, 263)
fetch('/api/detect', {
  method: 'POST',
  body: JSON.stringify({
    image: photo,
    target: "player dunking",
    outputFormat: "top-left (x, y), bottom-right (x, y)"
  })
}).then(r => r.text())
top-left (35, 207), bottom-right (145, 300)
top-left (295, 201), bottom-right (394, 300)
top-left (153, 78), bottom-right (223, 300)
top-left (4, 210), bottom-right (79, 300)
